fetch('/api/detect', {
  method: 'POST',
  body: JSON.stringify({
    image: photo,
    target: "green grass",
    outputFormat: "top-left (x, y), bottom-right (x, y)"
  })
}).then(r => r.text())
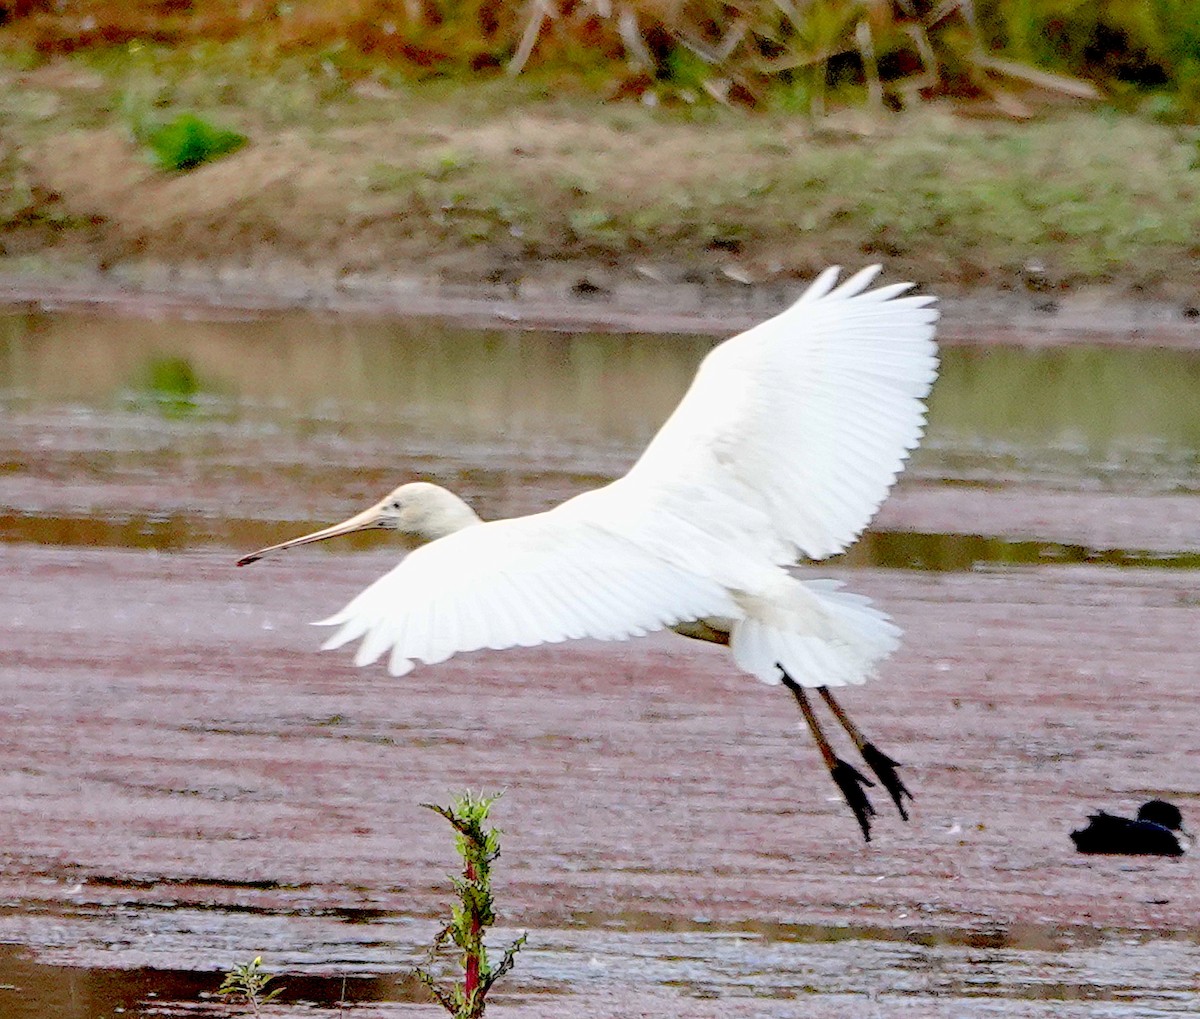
top-left (335, 105), bottom-right (1200, 288)
top-left (4, 1), bottom-right (1199, 118)
top-left (218, 957), bottom-right (283, 1016)
top-left (1, 40), bottom-right (1198, 295)
top-left (139, 112), bottom-right (246, 171)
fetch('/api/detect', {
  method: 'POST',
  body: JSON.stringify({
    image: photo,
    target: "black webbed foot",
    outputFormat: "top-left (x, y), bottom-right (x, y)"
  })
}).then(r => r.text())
top-left (831, 758), bottom-right (877, 842)
top-left (860, 742), bottom-right (913, 821)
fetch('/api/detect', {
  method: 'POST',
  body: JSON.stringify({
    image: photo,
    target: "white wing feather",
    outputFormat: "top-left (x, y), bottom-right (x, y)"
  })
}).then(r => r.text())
top-left (318, 511), bottom-right (741, 676)
top-left (319, 266), bottom-right (937, 673)
top-left (619, 264), bottom-right (938, 561)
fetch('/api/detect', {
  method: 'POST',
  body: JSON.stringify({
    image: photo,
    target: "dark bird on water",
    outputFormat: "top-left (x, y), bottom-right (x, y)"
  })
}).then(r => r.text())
top-left (1070, 800), bottom-right (1189, 857)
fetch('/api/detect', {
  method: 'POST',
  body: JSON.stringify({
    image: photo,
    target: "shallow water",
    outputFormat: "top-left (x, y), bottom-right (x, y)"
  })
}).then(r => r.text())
top-left (4, 907), bottom-right (1199, 1018)
top-left (4, 309), bottom-right (1200, 559)
top-left (3, 310), bottom-right (1200, 485)
top-left (3, 306), bottom-right (1200, 1017)
top-left (5, 509), bottom-right (1200, 571)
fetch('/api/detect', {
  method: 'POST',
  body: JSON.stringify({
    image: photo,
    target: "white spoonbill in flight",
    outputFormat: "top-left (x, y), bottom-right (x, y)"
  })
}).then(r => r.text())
top-left (239, 265), bottom-right (939, 841)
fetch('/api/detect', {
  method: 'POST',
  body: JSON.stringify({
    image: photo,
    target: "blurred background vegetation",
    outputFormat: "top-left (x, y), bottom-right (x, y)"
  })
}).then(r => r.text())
top-left (1, 3), bottom-right (1198, 296)
top-left (2, 1), bottom-right (1197, 120)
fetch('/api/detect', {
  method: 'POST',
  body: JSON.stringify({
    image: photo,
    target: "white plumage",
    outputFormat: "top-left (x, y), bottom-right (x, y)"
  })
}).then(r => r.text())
top-left (242, 265), bottom-right (939, 692)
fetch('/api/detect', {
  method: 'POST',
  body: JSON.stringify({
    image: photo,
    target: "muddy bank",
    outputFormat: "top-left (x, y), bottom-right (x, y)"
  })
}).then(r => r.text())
top-left (5, 64), bottom-right (1199, 304)
top-left (4, 295), bottom-right (1200, 1015)
top-left (3, 545), bottom-right (1199, 1013)
top-left (3, 268), bottom-right (1200, 349)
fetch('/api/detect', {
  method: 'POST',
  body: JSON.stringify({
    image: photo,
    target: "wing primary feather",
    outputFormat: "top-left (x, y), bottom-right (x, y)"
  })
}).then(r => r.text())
top-left (856, 281), bottom-right (914, 302)
top-left (387, 645), bottom-right (415, 677)
top-left (797, 265), bottom-right (842, 302)
top-left (354, 617), bottom-right (394, 667)
top-left (827, 264), bottom-right (882, 298)
top-left (321, 615), bottom-right (370, 651)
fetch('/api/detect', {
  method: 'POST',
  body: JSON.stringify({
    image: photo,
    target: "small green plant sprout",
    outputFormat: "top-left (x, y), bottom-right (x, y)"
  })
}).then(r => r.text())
top-left (218, 956), bottom-right (284, 1016)
top-left (143, 112), bottom-right (247, 172)
top-left (416, 792), bottom-right (526, 1018)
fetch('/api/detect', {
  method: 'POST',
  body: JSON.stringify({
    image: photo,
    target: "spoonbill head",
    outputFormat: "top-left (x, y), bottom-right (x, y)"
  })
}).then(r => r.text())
top-left (237, 482), bottom-right (480, 565)
top-left (239, 264), bottom-right (939, 840)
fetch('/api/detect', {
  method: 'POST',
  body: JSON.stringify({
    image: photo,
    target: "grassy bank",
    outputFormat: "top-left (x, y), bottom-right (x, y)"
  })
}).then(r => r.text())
top-left (1, 39), bottom-right (1199, 299)
top-left (4, 2), bottom-right (1198, 118)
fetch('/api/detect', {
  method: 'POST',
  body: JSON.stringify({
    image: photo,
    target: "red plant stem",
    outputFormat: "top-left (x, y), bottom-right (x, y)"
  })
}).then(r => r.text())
top-left (464, 857), bottom-right (481, 1005)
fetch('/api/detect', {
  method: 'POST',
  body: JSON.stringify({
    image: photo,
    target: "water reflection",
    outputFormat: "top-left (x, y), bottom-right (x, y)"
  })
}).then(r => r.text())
top-left (0, 310), bottom-right (707, 452)
top-left (925, 346), bottom-right (1200, 489)
top-left (2, 916), bottom-right (1198, 1018)
top-left (4, 309), bottom-right (1200, 490)
top-left (123, 355), bottom-right (216, 419)
top-left (5, 509), bottom-right (1200, 571)
top-left (0, 945), bottom-right (415, 1019)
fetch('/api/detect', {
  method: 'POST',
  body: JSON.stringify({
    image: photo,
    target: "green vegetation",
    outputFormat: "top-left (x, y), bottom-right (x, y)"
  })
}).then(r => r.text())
top-left (981, 1), bottom-right (1200, 120)
top-left (138, 111), bottom-right (246, 171)
top-left (124, 356), bottom-right (215, 418)
top-left (218, 957), bottom-right (283, 1017)
top-left (0, 4), bottom-right (1197, 295)
top-left (2, 1), bottom-right (1198, 118)
top-left (416, 792), bottom-right (525, 1018)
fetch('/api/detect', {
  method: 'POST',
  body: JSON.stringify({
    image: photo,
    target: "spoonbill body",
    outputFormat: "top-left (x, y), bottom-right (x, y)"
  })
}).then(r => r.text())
top-left (240, 265), bottom-right (939, 839)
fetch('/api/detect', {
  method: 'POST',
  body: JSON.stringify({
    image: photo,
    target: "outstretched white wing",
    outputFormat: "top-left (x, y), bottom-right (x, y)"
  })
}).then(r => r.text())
top-left (318, 511), bottom-right (740, 677)
top-left (319, 265), bottom-right (937, 674)
top-left (614, 264), bottom-right (939, 562)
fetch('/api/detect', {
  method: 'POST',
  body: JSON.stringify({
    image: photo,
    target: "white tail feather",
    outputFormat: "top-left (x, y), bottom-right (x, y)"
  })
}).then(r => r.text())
top-left (730, 578), bottom-right (900, 686)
